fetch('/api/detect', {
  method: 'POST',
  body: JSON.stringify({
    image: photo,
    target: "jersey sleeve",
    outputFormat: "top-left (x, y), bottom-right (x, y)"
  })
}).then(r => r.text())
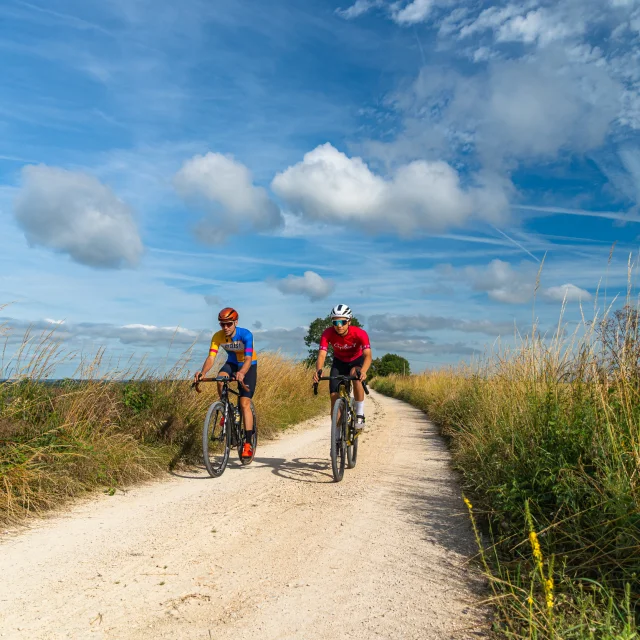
top-left (209, 330), bottom-right (224, 357)
top-left (357, 328), bottom-right (371, 350)
top-left (319, 328), bottom-right (330, 352)
top-left (241, 328), bottom-right (254, 361)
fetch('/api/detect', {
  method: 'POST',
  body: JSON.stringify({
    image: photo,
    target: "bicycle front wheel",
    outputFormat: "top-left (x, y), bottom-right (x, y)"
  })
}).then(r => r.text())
top-left (202, 401), bottom-right (230, 477)
top-left (331, 398), bottom-right (347, 482)
top-left (346, 412), bottom-right (358, 469)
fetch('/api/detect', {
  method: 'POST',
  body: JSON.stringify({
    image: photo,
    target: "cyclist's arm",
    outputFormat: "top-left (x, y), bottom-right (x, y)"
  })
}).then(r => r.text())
top-left (315, 349), bottom-right (328, 373)
top-left (315, 329), bottom-right (330, 374)
top-left (197, 332), bottom-right (221, 378)
top-left (238, 331), bottom-right (254, 376)
top-left (360, 348), bottom-right (372, 377)
top-left (198, 354), bottom-right (216, 378)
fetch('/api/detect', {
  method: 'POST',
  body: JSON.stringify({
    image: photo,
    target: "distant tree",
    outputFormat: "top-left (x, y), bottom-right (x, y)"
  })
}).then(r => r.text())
top-left (370, 353), bottom-right (410, 377)
top-left (304, 314), bottom-right (363, 367)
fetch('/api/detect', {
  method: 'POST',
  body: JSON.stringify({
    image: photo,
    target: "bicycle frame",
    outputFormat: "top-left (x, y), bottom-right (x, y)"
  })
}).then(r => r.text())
top-left (192, 376), bottom-right (257, 476)
top-left (313, 374), bottom-right (369, 481)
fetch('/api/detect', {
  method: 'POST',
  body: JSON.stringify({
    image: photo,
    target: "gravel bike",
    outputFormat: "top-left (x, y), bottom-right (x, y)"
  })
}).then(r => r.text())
top-left (313, 374), bottom-right (370, 482)
top-left (192, 376), bottom-right (257, 477)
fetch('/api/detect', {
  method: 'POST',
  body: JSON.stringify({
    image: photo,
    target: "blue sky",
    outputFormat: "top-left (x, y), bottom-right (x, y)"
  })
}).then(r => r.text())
top-left (1, 0), bottom-right (640, 376)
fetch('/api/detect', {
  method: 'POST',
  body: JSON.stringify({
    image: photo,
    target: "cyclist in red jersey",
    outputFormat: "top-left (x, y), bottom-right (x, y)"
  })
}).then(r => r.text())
top-left (312, 304), bottom-right (372, 432)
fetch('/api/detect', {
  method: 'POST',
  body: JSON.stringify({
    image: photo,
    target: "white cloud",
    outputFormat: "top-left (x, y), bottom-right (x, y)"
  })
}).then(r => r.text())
top-left (14, 165), bottom-right (143, 269)
top-left (275, 271), bottom-right (335, 301)
top-left (496, 8), bottom-right (581, 45)
top-left (368, 313), bottom-right (517, 335)
top-left (543, 283), bottom-right (592, 302)
top-left (392, 0), bottom-right (435, 25)
top-left (436, 259), bottom-right (537, 304)
top-left (0, 317), bottom-right (207, 347)
top-left (439, 259), bottom-right (594, 305)
top-left (336, 0), bottom-right (382, 19)
top-left (271, 143), bottom-right (508, 234)
top-left (174, 152), bottom-right (283, 244)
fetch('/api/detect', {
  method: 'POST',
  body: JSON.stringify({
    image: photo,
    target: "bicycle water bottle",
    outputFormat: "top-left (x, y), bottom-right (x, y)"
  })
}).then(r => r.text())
top-left (234, 406), bottom-right (241, 427)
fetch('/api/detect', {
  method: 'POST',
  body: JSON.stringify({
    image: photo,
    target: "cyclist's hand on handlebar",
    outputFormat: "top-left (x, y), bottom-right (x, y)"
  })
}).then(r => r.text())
top-left (194, 371), bottom-right (203, 384)
top-left (312, 369), bottom-right (322, 384)
top-left (356, 368), bottom-right (367, 382)
top-left (235, 371), bottom-right (245, 385)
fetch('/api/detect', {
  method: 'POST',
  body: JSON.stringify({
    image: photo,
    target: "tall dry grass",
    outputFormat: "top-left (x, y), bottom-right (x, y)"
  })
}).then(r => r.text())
top-left (373, 299), bottom-right (639, 638)
top-left (0, 328), bottom-right (326, 527)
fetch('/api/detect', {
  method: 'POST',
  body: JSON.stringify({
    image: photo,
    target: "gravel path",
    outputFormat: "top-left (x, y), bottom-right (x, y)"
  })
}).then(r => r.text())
top-left (0, 391), bottom-right (487, 639)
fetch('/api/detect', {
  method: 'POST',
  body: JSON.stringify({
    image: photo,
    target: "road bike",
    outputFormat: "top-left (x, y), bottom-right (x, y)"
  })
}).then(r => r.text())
top-left (192, 376), bottom-right (257, 477)
top-left (313, 374), bottom-right (369, 482)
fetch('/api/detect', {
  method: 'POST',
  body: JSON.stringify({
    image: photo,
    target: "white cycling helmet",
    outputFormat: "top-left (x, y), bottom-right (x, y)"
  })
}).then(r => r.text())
top-left (330, 304), bottom-right (352, 319)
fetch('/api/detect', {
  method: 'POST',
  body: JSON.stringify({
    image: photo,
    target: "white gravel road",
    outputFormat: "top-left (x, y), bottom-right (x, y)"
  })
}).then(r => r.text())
top-left (0, 391), bottom-right (486, 639)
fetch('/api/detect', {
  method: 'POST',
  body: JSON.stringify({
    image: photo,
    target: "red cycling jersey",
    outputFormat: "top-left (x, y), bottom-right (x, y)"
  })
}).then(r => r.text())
top-left (319, 326), bottom-right (371, 363)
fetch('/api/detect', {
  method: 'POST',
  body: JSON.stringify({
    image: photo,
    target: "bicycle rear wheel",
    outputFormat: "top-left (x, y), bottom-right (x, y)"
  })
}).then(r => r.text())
top-left (202, 401), bottom-right (230, 477)
top-left (238, 401), bottom-right (257, 465)
top-left (331, 398), bottom-right (347, 482)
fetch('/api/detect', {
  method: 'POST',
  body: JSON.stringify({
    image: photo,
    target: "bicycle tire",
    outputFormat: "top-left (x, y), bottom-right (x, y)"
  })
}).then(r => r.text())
top-left (346, 404), bottom-right (358, 469)
top-left (331, 398), bottom-right (346, 482)
top-left (238, 401), bottom-right (257, 465)
top-left (202, 401), bottom-right (230, 477)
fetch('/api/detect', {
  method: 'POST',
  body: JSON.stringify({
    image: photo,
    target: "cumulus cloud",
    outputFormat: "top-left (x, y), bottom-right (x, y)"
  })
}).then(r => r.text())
top-left (14, 165), bottom-right (143, 269)
top-left (368, 313), bottom-right (517, 335)
top-left (274, 271), bottom-right (335, 301)
top-left (543, 283), bottom-right (592, 302)
top-left (271, 143), bottom-right (508, 234)
top-left (174, 152), bottom-right (283, 244)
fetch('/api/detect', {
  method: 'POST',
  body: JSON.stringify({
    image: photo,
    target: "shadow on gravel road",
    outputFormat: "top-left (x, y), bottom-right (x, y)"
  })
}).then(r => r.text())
top-left (251, 456), bottom-right (335, 484)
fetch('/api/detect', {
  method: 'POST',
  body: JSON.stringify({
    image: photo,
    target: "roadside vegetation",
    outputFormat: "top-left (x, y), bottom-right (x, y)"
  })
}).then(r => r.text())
top-left (0, 327), bottom-right (326, 527)
top-left (373, 303), bottom-right (639, 639)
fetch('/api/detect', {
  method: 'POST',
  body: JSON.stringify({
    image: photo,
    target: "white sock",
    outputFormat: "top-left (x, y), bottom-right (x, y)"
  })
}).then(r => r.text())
top-left (355, 401), bottom-right (365, 416)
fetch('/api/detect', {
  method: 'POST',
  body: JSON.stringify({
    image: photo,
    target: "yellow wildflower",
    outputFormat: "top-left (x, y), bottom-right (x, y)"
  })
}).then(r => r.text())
top-left (463, 497), bottom-right (473, 510)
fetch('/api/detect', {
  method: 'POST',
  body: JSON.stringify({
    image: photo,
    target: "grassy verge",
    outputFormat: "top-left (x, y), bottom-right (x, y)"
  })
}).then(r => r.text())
top-left (1, 351), bottom-right (326, 527)
top-left (372, 320), bottom-right (639, 638)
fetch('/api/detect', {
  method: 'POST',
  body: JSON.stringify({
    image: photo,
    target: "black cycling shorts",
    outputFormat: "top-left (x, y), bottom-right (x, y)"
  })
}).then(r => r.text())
top-left (219, 362), bottom-right (257, 399)
top-left (329, 355), bottom-right (364, 394)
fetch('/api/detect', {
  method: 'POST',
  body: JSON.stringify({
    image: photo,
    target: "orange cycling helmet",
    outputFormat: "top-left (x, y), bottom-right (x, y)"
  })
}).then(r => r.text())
top-left (218, 307), bottom-right (239, 322)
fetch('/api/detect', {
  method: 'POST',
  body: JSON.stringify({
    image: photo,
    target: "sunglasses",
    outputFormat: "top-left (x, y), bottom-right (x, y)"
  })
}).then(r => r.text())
top-left (332, 320), bottom-right (349, 327)
top-left (219, 321), bottom-right (234, 328)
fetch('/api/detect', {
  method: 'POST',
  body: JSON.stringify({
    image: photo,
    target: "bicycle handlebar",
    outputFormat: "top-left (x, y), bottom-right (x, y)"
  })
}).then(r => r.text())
top-left (191, 376), bottom-right (250, 394)
top-left (313, 375), bottom-right (370, 396)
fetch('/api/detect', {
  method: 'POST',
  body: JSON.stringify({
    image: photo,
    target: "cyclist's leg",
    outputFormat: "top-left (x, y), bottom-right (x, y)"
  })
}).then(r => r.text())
top-left (239, 364), bottom-right (256, 433)
top-left (217, 362), bottom-right (232, 398)
top-left (329, 358), bottom-right (344, 416)
top-left (349, 356), bottom-right (366, 428)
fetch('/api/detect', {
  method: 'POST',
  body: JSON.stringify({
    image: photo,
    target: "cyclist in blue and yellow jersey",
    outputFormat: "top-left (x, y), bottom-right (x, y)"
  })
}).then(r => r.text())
top-left (194, 307), bottom-right (257, 458)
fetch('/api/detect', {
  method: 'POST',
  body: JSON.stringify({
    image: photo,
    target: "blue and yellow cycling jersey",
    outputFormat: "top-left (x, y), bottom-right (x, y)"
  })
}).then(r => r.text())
top-left (209, 327), bottom-right (257, 365)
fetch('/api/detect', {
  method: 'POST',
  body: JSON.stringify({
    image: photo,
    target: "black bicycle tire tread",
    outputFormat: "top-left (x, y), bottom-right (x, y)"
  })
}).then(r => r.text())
top-left (202, 401), bottom-right (230, 477)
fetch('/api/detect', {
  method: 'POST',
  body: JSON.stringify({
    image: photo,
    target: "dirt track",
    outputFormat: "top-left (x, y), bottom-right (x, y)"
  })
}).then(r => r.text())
top-left (0, 391), bottom-right (486, 639)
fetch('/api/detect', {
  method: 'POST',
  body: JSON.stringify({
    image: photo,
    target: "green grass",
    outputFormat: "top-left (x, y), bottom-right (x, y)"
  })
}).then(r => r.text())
top-left (0, 349), bottom-right (326, 526)
top-left (372, 313), bottom-right (639, 639)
